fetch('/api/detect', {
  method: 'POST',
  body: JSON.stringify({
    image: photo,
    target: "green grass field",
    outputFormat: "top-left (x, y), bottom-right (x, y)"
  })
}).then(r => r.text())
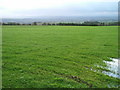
top-left (2, 26), bottom-right (119, 88)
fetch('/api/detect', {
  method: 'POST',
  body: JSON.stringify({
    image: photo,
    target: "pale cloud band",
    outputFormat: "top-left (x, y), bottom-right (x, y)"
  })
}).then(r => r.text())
top-left (0, 0), bottom-right (119, 18)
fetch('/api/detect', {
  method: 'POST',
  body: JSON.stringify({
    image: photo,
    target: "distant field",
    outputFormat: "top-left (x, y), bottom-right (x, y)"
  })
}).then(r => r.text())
top-left (2, 26), bottom-right (119, 88)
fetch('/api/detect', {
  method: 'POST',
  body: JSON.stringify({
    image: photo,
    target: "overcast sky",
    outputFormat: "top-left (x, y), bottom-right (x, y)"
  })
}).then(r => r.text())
top-left (0, 0), bottom-right (119, 18)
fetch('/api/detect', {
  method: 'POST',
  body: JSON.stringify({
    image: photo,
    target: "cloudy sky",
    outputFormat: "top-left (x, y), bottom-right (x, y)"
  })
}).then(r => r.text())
top-left (0, 0), bottom-right (119, 18)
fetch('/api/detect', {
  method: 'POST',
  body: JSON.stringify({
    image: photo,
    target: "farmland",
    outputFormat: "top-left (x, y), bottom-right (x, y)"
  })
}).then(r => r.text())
top-left (2, 26), bottom-right (119, 88)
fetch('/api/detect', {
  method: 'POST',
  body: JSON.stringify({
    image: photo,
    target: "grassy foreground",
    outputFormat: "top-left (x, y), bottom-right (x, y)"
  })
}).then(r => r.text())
top-left (2, 26), bottom-right (119, 88)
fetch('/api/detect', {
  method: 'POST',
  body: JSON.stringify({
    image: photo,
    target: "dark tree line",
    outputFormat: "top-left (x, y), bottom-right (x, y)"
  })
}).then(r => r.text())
top-left (1, 21), bottom-right (118, 26)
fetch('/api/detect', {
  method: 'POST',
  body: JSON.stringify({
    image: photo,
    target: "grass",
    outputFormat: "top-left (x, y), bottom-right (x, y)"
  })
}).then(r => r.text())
top-left (2, 26), bottom-right (119, 88)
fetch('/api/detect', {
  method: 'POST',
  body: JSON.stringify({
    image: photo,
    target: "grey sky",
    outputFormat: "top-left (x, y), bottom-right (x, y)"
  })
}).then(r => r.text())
top-left (0, 0), bottom-right (118, 18)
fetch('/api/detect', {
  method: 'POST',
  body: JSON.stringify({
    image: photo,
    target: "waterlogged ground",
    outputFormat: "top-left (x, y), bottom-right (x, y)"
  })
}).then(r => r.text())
top-left (103, 58), bottom-right (120, 79)
top-left (2, 26), bottom-right (119, 88)
top-left (95, 58), bottom-right (120, 79)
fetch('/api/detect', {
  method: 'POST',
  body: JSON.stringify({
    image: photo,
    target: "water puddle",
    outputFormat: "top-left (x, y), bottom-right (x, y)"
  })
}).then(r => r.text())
top-left (97, 58), bottom-right (120, 79)
top-left (87, 58), bottom-right (120, 88)
top-left (102, 58), bottom-right (120, 78)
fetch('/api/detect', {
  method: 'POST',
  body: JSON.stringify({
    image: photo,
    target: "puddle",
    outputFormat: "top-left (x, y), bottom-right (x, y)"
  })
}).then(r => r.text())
top-left (97, 58), bottom-right (120, 79)
top-left (88, 58), bottom-right (120, 88)
top-left (103, 58), bottom-right (119, 74)
top-left (102, 71), bottom-right (120, 79)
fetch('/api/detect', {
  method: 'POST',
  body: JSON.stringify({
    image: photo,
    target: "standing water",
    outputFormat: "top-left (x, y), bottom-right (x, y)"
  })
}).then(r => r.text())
top-left (102, 58), bottom-right (120, 79)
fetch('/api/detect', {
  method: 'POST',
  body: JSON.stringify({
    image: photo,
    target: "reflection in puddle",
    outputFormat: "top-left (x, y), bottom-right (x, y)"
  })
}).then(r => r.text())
top-left (102, 71), bottom-right (120, 79)
top-left (98, 58), bottom-right (120, 79)
top-left (103, 58), bottom-right (119, 74)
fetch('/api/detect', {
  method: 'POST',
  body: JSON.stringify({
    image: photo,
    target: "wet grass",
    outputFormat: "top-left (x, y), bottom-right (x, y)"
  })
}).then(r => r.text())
top-left (2, 26), bottom-right (119, 88)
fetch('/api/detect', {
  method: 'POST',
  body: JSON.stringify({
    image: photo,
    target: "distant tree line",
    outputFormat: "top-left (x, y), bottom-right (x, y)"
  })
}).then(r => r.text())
top-left (1, 21), bottom-right (119, 26)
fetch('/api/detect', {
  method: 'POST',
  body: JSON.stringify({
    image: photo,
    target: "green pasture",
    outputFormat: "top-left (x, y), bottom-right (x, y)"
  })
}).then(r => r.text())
top-left (2, 26), bottom-right (119, 88)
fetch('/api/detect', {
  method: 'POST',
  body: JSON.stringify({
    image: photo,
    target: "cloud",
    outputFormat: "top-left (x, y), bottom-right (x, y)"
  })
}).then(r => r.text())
top-left (0, 0), bottom-right (118, 18)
